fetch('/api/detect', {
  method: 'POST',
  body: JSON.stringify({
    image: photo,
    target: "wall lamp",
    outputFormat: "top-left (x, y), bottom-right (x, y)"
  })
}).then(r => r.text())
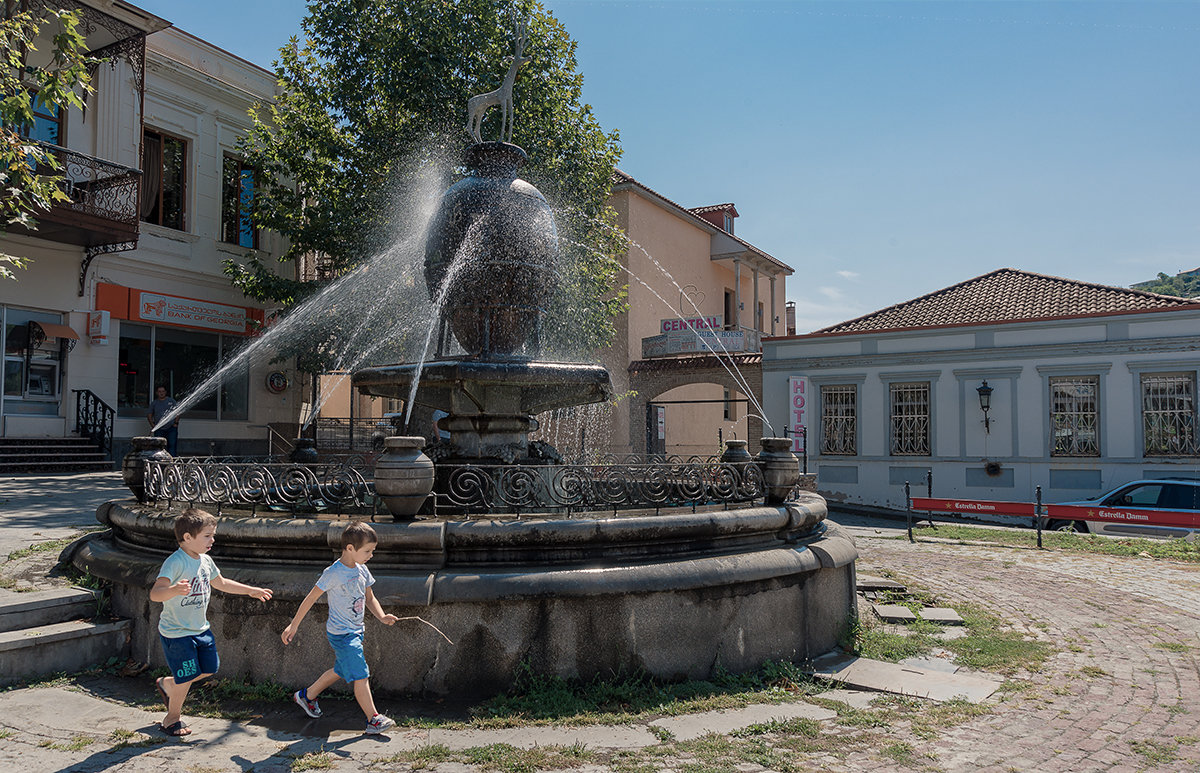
top-left (976, 380), bottom-right (993, 433)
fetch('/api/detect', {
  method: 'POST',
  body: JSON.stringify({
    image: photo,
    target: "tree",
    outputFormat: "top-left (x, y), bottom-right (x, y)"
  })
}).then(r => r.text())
top-left (1, 7), bottom-right (95, 279)
top-left (225, 0), bottom-right (627, 374)
top-left (1134, 271), bottom-right (1200, 300)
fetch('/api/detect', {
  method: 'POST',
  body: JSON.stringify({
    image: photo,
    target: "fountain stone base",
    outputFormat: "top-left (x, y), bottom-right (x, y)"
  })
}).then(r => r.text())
top-left (70, 493), bottom-right (857, 700)
top-left (353, 358), bottom-right (612, 461)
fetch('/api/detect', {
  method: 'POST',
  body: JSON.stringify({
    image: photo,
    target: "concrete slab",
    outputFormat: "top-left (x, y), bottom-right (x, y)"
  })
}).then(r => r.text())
top-left (899, 656), bottom-right (959, 674)
top-left (812, 689), bottom-right (880, 710)
top-left (933, 626), bottom-right (969, 640)
top-left (649, 702), bottom-right (836, 741)
top-left (856, 574), bottom-right (906, 592)
top-left (807, 652), bottom-right (1001, 704)
top-left (428, 723), bottom-right (659, 750)
top-left (872, 603), bottom-right (918, 622)
top-left (920, 607), bottom-right (965, 625)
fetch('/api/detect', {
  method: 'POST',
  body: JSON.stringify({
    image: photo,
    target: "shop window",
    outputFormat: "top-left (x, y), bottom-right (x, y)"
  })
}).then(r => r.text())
top-left (889, 382), bottom-right (930, 456)
top-left (141, 128), bottom-right (187, 230)
top-left (1050, 376), bottom-right (1099, 456)
top-left (820, 385), bottom-right (856, 455)
top-left (2, 309), bottom-right (66, 415)
top-left (1142, 373), bottom-right (1198, 456)
top-left (117, 322), bottom-right (248, 420)
top-left (221, 155), bottom-right (258, 249)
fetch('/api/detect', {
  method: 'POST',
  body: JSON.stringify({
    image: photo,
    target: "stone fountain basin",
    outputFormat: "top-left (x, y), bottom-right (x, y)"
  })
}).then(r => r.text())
top-left (71, 492), bottom-right (857, 700)
top-left (351, 358), bottom-right (613, 414)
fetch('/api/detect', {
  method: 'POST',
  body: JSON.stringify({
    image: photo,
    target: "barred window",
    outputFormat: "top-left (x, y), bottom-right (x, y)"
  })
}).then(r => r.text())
top-left (890, 382), bottom-right (930, 456)
top-left (1050, 376), bottom-right (1099, 456)
top-left (820, 385), bottom-right (856, 455)
top-left (1142, 373), bottom-right (1198, 456)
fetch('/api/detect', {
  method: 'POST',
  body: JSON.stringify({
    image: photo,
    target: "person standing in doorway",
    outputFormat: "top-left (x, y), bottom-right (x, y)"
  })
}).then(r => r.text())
top-left (149, 384), bottom-right (179, 455)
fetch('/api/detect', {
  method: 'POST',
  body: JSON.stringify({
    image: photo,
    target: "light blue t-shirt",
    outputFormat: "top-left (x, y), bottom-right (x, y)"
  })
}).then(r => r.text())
top-left (157, 548), bottom-right (220, 637)
top-left (316, 560), bottom-right (375, 635)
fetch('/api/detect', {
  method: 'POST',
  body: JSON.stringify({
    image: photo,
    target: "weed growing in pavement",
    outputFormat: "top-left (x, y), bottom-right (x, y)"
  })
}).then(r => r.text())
top-left (1168, 702), bottom-right (1190, 716)
top-left (1079, 666), bottom-right (1109, 678)
top-left (1129, 738), bottom-right (1180, 764)
top-left (881, 740), bottom-right (916, 764)
top-left (107, 727), bottom-right (163, 750)
top-left (0, 729), bottom-right (12, 739)
top-left (941, 602), bottom-right (1052, 674)
top-left (38, 734), bottom-right (95, 751)
top-left (897, 523), bottom-right (1200, 562)
top-left (290, 748), bottom-right (335, 771)
top-left (1154, 641), bottom-right (1191, 652)
top-left (458, 742), bottom-right (595, 772)
top-left (5, 529), bottom-right (104, 563)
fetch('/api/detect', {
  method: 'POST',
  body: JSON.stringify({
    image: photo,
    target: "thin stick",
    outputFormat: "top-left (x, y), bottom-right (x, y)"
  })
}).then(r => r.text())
top-left (395, 615), bottom-right (454, 644)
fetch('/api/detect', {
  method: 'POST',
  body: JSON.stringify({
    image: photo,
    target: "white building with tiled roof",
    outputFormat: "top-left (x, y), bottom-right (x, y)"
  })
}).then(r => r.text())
top-left (762, 269), bottom-right (1200, 514)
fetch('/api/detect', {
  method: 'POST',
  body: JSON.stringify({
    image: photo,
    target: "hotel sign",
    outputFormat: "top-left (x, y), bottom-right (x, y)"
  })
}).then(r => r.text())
top-left (788, 376), bottom-right (808, 454)
top-left (137, 291), bottom-right (249, 334)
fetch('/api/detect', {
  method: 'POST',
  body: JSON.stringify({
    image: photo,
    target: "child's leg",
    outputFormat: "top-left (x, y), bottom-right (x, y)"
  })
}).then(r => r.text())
top-left (160, 672), bottom-right (211, 726)
top-left (305, 668), bottom-right (341, 701)
top-left (352, 678), bottom-right (380, 720)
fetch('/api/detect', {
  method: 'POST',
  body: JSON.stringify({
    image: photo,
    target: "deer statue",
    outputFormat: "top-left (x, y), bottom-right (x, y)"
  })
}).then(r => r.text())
top-left (465, 17), bottom-right (531, 144)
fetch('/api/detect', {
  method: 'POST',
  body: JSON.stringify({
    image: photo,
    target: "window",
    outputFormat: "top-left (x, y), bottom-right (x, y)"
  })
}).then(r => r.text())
top-left (1142, 373), bottom-right (1197, 456)
top-left (221, 155), bottom-right (258, 248)
top-left (141, 128), bottom-right (187, 230)
top-left (723, 212), bottom-right (733, 233)
top-left (1050, 376), bottom-right (1099, 456)
top-left (889, 382), bottom-right (930, 455)
top-left (23, 90), bottom-right (63, 146)
top-left (723, 388), bottom-right (736, 421)
top-left (757, 301), bottom-right (764, 332)
top-left (821, 385), bottom-right (856, 455)
top-left (724, 290), bottom-right (735, 330)
top-left (117, 322), bottom-right (247, 420)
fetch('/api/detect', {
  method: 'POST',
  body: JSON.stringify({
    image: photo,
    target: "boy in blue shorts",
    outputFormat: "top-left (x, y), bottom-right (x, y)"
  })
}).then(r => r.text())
top-left (281, 521), bottom-right (398, 734)
top-left (151, 507), bottom-right (273, 736)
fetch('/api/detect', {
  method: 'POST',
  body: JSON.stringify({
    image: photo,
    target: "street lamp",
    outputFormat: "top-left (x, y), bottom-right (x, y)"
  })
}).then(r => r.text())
top-left (976, 380), bottom-right (993, 433)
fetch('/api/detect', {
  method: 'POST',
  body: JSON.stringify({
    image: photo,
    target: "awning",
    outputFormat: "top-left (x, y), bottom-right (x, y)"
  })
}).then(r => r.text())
top-left (33, 322), bottom-right (80, 341)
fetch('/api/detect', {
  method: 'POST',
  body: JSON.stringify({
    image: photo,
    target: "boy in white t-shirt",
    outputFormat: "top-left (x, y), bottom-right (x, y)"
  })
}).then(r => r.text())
top-left (281, 522), bottom-right (399, 734)
top-left (151, 508), bottom-right (273, 737)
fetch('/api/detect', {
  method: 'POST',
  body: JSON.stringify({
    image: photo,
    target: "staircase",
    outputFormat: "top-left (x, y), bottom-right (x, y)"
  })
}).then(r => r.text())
top-left (0, 586), bottom-right (130, 686)
top-left (0, 436), bottom-right (114, 475)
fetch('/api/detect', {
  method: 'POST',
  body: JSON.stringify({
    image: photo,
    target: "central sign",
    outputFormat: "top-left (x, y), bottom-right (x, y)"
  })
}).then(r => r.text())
top-left (660, 315), bottom-right (721, 334)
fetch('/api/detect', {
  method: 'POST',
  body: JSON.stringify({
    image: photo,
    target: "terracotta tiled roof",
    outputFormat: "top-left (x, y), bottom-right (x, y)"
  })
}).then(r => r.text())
top-left (813, 268), bottom-right (1197, 335)
top-left (689, 203), bottom-right (738, 216)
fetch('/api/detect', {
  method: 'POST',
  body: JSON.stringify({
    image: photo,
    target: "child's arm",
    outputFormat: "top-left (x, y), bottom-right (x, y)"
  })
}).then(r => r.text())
top-left (149, 575), bottom-right (190, 603)
top-left (211, 574), bottom-right (272, 602)
top-left (281, 585), bottom-right (325, 645)
top-left (365, 586), bottom-right (398, 626)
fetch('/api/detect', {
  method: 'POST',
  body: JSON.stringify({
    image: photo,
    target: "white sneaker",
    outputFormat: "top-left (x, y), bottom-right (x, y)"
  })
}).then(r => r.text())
top-left (365, 713), bottom-right (395, 734)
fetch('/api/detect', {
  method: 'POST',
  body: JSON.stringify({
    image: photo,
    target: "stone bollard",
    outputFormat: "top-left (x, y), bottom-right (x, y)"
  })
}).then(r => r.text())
top-left (121, 436), bottom-right (171, 503)
top-left (289, 437), bottom-right (319, 463)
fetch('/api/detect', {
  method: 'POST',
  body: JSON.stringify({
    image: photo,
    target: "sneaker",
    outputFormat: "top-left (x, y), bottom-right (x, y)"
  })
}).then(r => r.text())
top-left (293, 689), bottom-right (322, 718)
top-left (365, 713), bottom-right (395, 734)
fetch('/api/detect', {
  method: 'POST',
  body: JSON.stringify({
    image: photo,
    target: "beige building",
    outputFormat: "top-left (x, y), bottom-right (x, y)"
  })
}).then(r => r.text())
top-left (601, 171), bottom-right (793, 457)
top-left (1, 2), bottom-right (296, 461)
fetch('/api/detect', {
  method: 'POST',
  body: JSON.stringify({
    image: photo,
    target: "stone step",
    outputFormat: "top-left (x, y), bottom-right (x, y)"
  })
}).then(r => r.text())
top-left (807, 652), bottom-right (1001, 704)
top-left (0, 587), bottom-right (104, 633)
top-left (0, 618), bottom-right (130, 687)
top-left (0, 437), bottom-right (97, 447)
top-left (0, 452), bottom-right (107, 461)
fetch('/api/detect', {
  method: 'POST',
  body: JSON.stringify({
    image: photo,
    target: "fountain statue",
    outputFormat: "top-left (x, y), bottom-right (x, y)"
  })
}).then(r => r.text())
top-left (68, 23), bottom-right (858, 700)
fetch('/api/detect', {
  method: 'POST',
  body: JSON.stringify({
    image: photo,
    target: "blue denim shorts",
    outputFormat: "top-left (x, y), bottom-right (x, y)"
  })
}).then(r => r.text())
top-left (327, 630), bottom-right (369, 683)
top-left (161, 630), bottom-right (219, 684)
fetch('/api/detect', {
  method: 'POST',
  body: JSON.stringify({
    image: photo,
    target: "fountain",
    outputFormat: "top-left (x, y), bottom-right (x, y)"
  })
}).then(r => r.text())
top-left (68, 30), bottom-right (858, 700)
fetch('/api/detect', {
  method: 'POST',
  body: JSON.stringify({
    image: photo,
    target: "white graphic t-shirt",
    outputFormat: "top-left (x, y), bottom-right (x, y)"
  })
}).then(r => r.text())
top-left (157, 548), bottom-right (220, 637)
top-left (317, 560), bottom-right (375, 635)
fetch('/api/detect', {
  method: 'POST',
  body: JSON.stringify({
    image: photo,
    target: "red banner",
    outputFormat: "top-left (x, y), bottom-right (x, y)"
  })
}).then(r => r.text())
top-left (911, 497), bottom-right (1200, 529)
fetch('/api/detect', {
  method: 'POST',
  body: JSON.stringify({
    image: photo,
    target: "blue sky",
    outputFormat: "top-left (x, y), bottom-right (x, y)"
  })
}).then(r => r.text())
top-left (135, 0), bottom-right (1200, 333)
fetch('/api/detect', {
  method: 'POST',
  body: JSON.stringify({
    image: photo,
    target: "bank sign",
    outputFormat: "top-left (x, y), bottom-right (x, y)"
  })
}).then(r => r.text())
top-left (137, 291), bottom-right (249, 334)
top-left (788, 376), bottom-right (808, 454)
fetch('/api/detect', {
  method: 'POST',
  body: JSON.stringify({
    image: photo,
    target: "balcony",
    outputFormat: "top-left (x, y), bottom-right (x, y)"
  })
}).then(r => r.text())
top-left (641, 327), bottom-right (762, 359)
top-left (14, 141), bottom-right (142, 251)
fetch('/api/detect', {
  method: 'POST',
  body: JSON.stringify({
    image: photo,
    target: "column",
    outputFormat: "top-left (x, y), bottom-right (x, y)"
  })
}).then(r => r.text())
top-left (770, 276), bottom-right (777, 336)
top-left (752, 267), bottom-right (760, 333)
top-left (733, 259), bottom-right (742, 332)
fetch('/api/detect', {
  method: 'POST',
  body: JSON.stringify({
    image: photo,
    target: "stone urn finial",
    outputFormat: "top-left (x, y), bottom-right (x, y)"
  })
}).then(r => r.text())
top-left (756, 437), bottom-right (801, 505)
top-left (374, 436), bottom-right (435, 520)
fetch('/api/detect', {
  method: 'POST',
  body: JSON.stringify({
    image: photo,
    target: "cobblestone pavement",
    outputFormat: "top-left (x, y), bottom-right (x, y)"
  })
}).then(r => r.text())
top-left (3, 512), bottom-right (1200, 771)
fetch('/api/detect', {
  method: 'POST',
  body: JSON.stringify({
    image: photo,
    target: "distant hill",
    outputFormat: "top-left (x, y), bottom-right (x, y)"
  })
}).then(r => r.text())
top-left (1131, 270), bottom-right (1200, 299)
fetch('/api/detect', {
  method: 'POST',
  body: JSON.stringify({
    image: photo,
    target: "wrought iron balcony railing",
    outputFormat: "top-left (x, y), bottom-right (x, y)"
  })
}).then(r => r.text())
top-left (35, 140), bottom-right (142, 226)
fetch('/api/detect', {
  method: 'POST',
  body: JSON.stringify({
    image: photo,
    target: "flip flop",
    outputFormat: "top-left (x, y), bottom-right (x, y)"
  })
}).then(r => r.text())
top-left (159, 720), bottom-right (190, 737)
top-left (155, 677), bottom-right (169, 710)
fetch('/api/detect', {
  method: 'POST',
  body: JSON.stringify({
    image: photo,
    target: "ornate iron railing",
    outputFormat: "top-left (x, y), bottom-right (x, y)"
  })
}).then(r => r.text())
top-left (434, 460), bottom-right (765, 515)
top-left (72, 389), bottom-right (114, 459)
top-left (143, 458), bottom-right (376, 514)
top-left (36, 141), bottom-right (141, 225)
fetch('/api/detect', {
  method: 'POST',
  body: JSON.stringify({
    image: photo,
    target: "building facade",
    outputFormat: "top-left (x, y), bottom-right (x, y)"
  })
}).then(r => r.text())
top-left (763, 269), bottom-right (1200, 512)
top-left (1, 2), bottom-right (296, 458)
top-left (603, 171), bottom-right (793, 457)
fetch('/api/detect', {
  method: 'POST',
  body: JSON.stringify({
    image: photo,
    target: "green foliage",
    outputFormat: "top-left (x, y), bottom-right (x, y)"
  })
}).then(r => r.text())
top-left (1, 7), bottom-right (96, 278)
top-left (229, 0), bottom-right (627, 370)
top-left (1136, 271), bottom-right (1200, 299)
